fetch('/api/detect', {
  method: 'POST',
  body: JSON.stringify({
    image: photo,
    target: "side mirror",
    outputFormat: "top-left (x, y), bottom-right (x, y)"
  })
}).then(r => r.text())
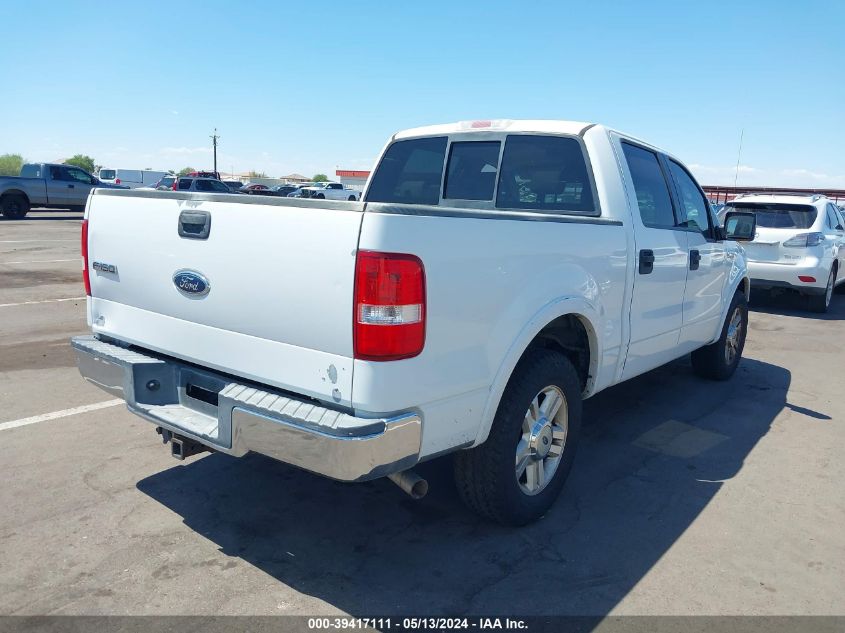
top-left (723, 211), bottom-right (756, 242)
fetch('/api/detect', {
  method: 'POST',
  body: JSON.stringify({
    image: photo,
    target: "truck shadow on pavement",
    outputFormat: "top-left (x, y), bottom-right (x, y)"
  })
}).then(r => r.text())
top-left (137, 356), bottom-right (789, 616)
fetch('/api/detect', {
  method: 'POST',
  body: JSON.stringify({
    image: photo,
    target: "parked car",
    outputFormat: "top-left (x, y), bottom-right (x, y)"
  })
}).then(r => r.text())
top-left (222, 180), bottom-right (245, 192)
top-left (722, 193), bottom-right (845, 312)
top-left (72, 119), bottom-right (755, 525)
top-left (0, 163), bottom-right (127, 219)
top-left (299, 182), bottom-right (360, 201)
top-left (239, 183), bottom-right (270, 193)
top-left (269, 184), bottom-right (300, 197)
top-left (285, 184), bottom-right (319, 198)
top-left (145, 176), bottom-right (176, 191)
top-left (187, 170), bottom-right (221, 180)
top-left (98, 168), bottom-right (170, 189)
top-left (171, 177), bottom-right (237, 193)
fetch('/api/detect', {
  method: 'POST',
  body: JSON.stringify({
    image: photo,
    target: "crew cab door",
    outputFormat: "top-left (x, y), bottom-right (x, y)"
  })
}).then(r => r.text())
top-left (665, 159), bottom-right (729, 349)
top-left (618, 140), bottom-right (689, 380)
top-left (46, 165), bottom-right (95, 206)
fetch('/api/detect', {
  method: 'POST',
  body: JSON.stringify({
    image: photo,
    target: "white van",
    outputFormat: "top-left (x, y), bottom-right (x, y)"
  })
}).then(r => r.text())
top-left (97, 168), bottom-right (171, 189)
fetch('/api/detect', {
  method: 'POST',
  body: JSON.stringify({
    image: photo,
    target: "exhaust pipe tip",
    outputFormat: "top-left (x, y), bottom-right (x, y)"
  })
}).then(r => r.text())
top-left (387, 470), bottom-right (428, 500)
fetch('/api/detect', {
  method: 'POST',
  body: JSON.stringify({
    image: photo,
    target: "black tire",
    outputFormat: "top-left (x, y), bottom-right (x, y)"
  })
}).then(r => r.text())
top-left (315, 193), bottom-right (325, 199)
top-left (454, 348), bottom-right (582, 526)
top-left (691, 290), bottom-right (748, 380)
top-left (348, 195), bottom-right (356, 201)
top-left (71, 205), bottom-right (85, 214)
top-left (1, 194), bottom-right (29, 220)
top-left (808, 266), bottom-right (836, 312)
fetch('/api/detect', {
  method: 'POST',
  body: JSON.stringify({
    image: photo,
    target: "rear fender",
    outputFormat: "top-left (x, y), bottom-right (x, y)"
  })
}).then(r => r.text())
top-left (472, 296), bottom-right (602, 447)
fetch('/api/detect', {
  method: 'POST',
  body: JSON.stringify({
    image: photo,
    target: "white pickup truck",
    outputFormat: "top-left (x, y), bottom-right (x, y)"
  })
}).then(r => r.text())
top-left (72, 120), bottom-right (756, 525)
top-left (299, 182), bottom-right (361, 201)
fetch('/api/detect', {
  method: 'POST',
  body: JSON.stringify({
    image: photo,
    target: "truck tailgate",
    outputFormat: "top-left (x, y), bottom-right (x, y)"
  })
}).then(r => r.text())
top-left (85, 190), bottom-right (363, 407)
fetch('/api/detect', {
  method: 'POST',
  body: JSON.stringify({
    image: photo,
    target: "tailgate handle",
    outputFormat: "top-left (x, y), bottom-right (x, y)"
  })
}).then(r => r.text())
top-left (178, 211), bottom-right (211, 240)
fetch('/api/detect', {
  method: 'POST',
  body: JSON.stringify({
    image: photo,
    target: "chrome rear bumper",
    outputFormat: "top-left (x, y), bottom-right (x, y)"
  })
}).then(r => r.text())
top-left (71, 335), bottom-right (421, 481)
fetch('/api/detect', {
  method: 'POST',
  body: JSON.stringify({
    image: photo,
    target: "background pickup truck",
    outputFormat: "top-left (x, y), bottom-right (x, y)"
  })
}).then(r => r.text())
top-left (299, 181), bottom-right (361, 200)
top-left (0, 163), bottom-right (125, 219)
top-left (72, 120), bottom-right (756, 525)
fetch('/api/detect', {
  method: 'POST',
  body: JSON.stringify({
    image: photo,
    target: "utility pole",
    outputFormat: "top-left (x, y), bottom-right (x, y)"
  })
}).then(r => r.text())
top-left (210, 128), bottom-right (220, 175)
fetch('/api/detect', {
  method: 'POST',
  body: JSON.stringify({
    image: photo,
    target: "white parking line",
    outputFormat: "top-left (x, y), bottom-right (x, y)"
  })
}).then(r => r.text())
top-left (0, 296), bottom-right (86, 308)
top-left (0, 240), bottom-right (77, 243)
top-left (1, 259), bottom-right (78, 265)
top-left (0, 400), bottom-right (123, 432)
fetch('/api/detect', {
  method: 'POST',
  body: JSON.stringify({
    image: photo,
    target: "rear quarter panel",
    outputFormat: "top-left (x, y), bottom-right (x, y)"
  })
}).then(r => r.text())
top-left (353, 207), bottom-right (628, 457)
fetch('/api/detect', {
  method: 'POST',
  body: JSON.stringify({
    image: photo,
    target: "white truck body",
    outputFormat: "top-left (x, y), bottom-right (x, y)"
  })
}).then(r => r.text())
top-left (73, 120), bottom-right (754, 523)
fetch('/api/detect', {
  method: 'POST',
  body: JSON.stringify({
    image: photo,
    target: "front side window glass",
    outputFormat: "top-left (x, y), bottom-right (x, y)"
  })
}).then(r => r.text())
top-left (365, 136), bottom-right (447, 205)
top-left (667, 160), bottom-right (711, 235)
top-left (496, 135), bottom-right (595, 213)
top-left (443, 141), bottom-right (500, 201)
top-left (67, 167), bottom-right (93, 184)
top-left (621, 143), bottom-right (676, 229)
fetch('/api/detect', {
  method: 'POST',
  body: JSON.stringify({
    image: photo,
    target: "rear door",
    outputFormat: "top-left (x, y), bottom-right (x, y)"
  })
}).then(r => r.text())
top-left (665, 159), bottom-right (728, 348)
top-left (618, 140), bottom-right (689, 380)
top-left (824, 204), bottom-right (845, 273)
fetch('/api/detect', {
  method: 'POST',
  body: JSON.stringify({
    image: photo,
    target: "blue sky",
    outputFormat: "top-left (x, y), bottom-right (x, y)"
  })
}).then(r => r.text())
top-left (1, 0), bottom-right (843, 187)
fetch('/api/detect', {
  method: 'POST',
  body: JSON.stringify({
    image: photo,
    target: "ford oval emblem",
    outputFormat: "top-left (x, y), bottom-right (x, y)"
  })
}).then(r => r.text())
top-left (173, 269), bottom-right (210, 298)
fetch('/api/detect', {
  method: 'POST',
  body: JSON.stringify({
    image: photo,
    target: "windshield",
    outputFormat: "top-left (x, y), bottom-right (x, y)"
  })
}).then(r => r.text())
top-left (99, 169), bottom-right (116, 180)
top-left (725, 203), bottom-right (817, 229)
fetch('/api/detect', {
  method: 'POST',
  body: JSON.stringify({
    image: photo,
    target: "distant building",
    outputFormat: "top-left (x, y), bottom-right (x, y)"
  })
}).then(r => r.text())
top-left (336, 169), bottom-right (371, 192)
top-left (280, 173), bottom-right (311, 184)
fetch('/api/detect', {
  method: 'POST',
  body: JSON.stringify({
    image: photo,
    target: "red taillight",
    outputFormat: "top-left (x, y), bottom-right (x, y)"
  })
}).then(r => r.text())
top-left (115, 178), bottom-right (121, 184)
top-left (81, 219), bottom-right (91, 296)
top-left (798, 275), bottom-right (816, 283)
top-left (172, 180), bottom-right (178, 191)
top-left (354, 251), bottom-right (426, 361)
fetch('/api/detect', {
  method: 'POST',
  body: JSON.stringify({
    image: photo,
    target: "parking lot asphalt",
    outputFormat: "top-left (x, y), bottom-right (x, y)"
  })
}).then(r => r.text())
top-left (0, 210), bottom-right (843, 616)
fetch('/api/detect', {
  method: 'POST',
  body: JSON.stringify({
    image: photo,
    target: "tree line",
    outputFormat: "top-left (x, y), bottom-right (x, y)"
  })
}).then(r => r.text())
top-left (1, 154), bottom-right (331, 183)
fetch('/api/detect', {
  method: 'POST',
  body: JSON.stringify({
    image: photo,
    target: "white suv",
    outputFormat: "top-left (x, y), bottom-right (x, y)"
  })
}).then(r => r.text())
top-left (722, 193), bottom-right (845, 312)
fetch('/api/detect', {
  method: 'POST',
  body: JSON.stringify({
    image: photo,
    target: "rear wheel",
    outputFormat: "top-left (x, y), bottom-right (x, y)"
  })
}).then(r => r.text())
top-left (348, 195), bottom-right (356, 201)
top-left (315, 193), bottom-right (325, 199)
top-left (691, 290), bottom-right (748, 380)
top-left (808, 267), bottom-right (836, 313)
top-left (454, 349), bottom-right (582, 525)
top-left (1, 194), bottom-right (29, 220)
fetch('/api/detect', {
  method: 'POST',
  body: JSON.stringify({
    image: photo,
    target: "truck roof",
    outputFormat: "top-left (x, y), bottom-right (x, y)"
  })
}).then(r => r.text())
top-left (393, 119), bottom-right (595, 140)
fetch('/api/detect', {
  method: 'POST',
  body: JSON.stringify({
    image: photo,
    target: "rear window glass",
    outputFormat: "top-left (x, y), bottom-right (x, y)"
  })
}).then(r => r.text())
top-left (99, 169), bottom-right (116, 180)
top-left (365, 137), bottom-right (447, 205)
top-left (496, 135), bottom-right (595, 213)
top-left (726, 203), bottom-right (817, 229)
top-left (444, 141), bottom-right (501, 201)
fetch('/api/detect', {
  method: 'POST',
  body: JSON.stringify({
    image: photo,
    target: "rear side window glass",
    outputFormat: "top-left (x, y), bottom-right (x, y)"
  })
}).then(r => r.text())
top-left (21, 164), bottom-right (41, 178)
top-left (667, 160), bottom-right (711, 235)
top-left (444, 141), bottom-right (500, 201)
top-left (496, 135), bottom-right (595, 213)
top-left (621, 143), bottom-right (676, 229)
top-left (365, 137), bottom-right (447, 205)
top-left (726, 203), bottom-right (817, 229)
top-left (177, 178), bottom-right (192, 190)
top-left (99, 169), bottom-right (116, 180)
